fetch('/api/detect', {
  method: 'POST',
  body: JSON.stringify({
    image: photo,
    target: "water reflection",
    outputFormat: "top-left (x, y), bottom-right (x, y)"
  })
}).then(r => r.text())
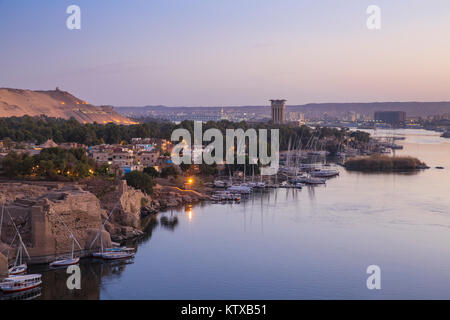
top-left (17, 129), bottom-right (450, 299)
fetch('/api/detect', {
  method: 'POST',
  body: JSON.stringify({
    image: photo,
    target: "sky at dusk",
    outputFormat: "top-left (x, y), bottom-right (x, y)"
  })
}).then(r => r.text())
top-left (1, 0), bottom-right (450, 106)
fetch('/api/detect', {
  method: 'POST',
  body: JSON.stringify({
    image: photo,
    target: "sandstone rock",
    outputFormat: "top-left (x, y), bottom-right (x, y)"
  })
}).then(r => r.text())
top-left (113, 210), bottom-right (139, 228)
top-left (2, 186), bottom-right (106, 260)
top-left (85, 228), bottom-right (112, 250)
top-left (104, 221), bottom-right (121, 236)
top-left (0, 242), bottom-right (9, 257)
top-left (0, 253), bottom-right (8, 276)
top-left (121, 226), bottom-right (143, 239)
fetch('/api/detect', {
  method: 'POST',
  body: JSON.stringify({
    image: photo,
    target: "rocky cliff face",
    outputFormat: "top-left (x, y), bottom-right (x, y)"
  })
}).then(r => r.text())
top-left (0, 185), bottom-right (108, 263)
top-left (81, 179), bottom-right (149, 242)
top-left (0, 253), bottom-right (7, 276)
top-left (0, 88), bottom-right (135, 124)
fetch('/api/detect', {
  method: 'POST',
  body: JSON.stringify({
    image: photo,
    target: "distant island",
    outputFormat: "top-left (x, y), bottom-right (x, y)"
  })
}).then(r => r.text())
top-left (344, 155), bottom-right (428, 172)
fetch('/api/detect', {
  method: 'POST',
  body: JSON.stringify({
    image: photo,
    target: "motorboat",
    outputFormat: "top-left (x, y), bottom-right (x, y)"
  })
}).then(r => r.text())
top-left (311, 169), bottom-right (340, 178)
top-left (0, 274), bottom-right (42, 293)
top-left (213, 180), bottom-right (227, 188)
top-left (227, 185), bottom-right (252, 194)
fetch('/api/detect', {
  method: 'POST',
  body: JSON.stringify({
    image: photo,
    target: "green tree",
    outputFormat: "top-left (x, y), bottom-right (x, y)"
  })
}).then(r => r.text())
top-left (143, 166), bottom-right (159, 178)
top-left (125, 171), bottom-right (153, 194)
top-left (160, 166), bottom-right (178, 178)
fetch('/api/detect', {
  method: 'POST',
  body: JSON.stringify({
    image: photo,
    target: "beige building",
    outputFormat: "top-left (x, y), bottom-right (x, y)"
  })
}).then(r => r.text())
top-left (138, 151), bottom-right (160, 167)
top-left (270, 99), bottom-right (286, 124)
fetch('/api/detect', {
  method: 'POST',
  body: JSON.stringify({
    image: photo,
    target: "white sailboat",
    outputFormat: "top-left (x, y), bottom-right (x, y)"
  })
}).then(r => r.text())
top-left (49, 214), bottom-right (82, 267)
top-left (9, 242), bottom-right (28, 275)
top-left (90, 202), bottom-right (135, 260)
top-left (4, 206), bottom-right (30, 276)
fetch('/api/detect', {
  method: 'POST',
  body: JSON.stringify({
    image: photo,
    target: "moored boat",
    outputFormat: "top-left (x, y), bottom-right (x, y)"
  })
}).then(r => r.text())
top-left (101, 252), bottom-right (135, 260)
top-left (49, 213), bottom-right (82, 268)
top-left (49, 257), bottom-right (80, 267)
top-left (0, 274), bottom-right (42, 293)
top-left (311, 169), bottom-right (340, 178)
top-left (8, 264), bottom-right (27, 276)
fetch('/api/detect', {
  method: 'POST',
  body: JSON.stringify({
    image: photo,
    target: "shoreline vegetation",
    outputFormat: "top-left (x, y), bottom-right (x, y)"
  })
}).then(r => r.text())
top-left (344, 154), bottom-right (428, 172)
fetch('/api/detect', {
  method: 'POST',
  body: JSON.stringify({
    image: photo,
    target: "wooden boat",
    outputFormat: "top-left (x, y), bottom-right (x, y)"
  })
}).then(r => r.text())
top-left (50, 257), bottom-right (80, 267)
top-left (8, 243), bottom-right (27, 275)
top-left (101, 252), bottom-right (135, 260)
top-left (3, 206), bottom-right (31, 276)
top-left (90, 201), bottom-right (136, 260)
top-left (8, 264), bottom-right (27, 276)
top-left (49, 214), bottom-right (82, 268)
top-left (0, 274), bottom-right (42, 293)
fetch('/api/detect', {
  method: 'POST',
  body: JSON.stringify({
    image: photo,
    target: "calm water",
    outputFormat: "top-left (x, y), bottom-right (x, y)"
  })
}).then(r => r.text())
top-left (25, 130), bottom-right (450, 299)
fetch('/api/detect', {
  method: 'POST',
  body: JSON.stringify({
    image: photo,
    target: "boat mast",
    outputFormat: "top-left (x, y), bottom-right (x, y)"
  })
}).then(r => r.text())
top-left (5, 207), bottom-right (30, 262)
top-left (89, 199), bottom-right (121, 250)
top-left (0, 203), bottom-right (4, 239)
top-left (54, 213), bottom-right (82, 255)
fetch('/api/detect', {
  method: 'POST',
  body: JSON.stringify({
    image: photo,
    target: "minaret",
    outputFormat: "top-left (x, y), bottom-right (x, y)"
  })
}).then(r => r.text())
top-left (270, 99), bottom-right (286, 124)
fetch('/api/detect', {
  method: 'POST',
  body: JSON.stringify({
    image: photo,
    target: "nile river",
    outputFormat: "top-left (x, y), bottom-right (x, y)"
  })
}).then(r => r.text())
top-left (27, 129), bottom-right (450, 299)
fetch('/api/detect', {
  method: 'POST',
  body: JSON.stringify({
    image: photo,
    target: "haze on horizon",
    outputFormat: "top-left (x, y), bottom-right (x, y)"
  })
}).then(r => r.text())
top-left (1, 0), bottom-right (450, 107)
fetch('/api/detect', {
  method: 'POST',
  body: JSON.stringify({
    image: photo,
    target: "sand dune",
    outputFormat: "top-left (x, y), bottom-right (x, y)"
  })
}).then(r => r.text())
top-left (0, 87), bottom-right (136, 124)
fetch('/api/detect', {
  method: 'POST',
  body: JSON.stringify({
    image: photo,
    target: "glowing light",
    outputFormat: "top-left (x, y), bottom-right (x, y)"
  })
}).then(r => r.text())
top-left (188, 178), bottom-right (193, 184)
top-left (188, 209), bottom-right (193, 221)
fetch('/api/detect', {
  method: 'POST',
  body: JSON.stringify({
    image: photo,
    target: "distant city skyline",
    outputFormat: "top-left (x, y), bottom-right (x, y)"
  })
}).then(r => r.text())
top-left (1, 0), bottom-right (450, 106)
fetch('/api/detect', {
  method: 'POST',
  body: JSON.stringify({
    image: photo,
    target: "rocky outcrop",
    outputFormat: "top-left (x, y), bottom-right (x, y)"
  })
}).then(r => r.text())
top-left (0, 253), bottom-right (7, 276)
top-left (82, 178), bottom-right (150, 241)
top-left (145, 185), bottom-right (208, 211)
top-left (85, 228), bottom-right (112, 250)
top-left (0, 185), bottom-right (106, 263)
top-left (0, 182), bottom-right (54, 204)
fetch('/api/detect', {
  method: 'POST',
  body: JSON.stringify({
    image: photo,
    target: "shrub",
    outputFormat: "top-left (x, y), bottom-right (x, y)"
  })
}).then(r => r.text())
top-left (125, 171), bottom-right (153, 194)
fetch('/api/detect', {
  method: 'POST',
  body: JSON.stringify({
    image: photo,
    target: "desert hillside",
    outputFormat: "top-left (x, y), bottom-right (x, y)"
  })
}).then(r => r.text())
top-left (0, 87), bottom-right (136, 124)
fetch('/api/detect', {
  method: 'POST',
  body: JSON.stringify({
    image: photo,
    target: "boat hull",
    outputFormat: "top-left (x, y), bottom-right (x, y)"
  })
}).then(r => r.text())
top-left (49, 257), bottom-right (80, 267)
top-left (1, 281), bottom-right (42, 294)
top-left (102, 253), bottom-right (135, 260)
top-left (8, 264), bottom-right (27, 276)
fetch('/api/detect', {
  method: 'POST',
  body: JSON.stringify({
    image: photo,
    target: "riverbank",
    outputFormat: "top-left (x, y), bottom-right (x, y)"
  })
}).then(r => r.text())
top-left (0, 177), bottom-right (209, 265)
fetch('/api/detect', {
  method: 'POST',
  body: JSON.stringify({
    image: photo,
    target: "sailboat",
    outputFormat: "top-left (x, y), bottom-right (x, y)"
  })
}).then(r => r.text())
top-left (90, 202), bottom-right (135, 261)
top-left (3, 205), bottom-right (30, 276)
top-left (49, 214), bottom-right (82, 267)
top-left (9, 241), bottom-right (28, 275)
